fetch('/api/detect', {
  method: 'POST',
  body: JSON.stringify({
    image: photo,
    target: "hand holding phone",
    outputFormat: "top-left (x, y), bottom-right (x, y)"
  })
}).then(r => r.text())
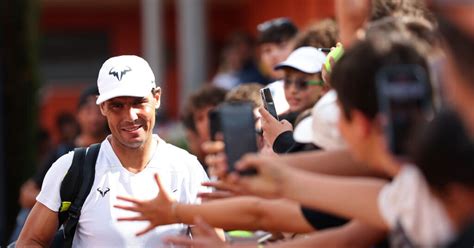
top-left (324, 43), bottom-right (344, 73)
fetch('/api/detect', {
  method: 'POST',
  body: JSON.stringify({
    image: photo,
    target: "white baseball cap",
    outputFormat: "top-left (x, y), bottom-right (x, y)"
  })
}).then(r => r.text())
top-left (96, 55), bottom-right (156, 104)
top-left (293, 90), bottom-right (345, 150)
top-left (274, 46), bottom-right (326, 74)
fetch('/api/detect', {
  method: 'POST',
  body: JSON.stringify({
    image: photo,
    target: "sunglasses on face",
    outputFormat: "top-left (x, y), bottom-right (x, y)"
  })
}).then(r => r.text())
top-left (283, 77), bottom-right (324, 91)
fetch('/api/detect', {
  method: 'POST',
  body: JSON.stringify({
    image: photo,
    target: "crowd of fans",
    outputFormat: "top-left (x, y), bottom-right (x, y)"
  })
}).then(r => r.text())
top-left (13, 0), bottom-right (474, 247)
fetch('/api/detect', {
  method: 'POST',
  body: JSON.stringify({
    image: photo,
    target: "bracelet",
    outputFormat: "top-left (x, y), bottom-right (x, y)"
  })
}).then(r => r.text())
top-left (171, 201), bottom-right (182, 223)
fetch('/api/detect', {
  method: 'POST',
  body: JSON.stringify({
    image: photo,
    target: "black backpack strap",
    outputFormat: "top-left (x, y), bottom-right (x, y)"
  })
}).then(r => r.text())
top-left (62, 143), bottom-right (101, 248)
top-left (58, 147), bottom-right (87, 225)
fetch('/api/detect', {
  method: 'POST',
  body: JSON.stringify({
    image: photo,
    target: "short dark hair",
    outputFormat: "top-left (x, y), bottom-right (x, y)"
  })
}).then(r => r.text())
top-left (77, 85), bottom-right (99, 110)
top-left (257, 18), bottom-right (298, 44)
top-left (180, 85), bottom-right (228, 132)
top-left (295, 18), bottom-right (339, 49)
top-left (225, 83), bottom-right (264, 109)
top-left (331, 38), bottom-right (429, 120)
top-left (412, 109), bottom-right (474, 190)
top-left (370, 0), bottom-right (435, 24)
top-left (365, 16), bottom-right (438, 56)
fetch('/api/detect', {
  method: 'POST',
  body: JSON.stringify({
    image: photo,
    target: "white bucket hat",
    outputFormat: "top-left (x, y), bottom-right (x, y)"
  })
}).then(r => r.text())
top-left (293, 90), bottom-right (346, 150)
top-left (96, 55), bottom-right (156, 104)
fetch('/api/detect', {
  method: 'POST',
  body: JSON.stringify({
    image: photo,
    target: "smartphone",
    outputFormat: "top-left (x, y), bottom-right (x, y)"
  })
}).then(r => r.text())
top-left (208, 108), bottom-right (221, 141)
top-left (324, 45), bottom-right (344, 73)
top-left (260, 88), bottom-right (279, 120)
top-left (318, 48), bottom-right (331, 53)
top-left (219, 102), bottom-right (258, 175)
top-left (376, 64), bottom-right (433, 157)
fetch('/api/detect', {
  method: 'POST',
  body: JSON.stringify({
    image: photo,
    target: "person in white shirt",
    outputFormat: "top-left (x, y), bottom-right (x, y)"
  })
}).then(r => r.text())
top-left (232, 38), bottom-right (455, 247)
top-left (17, 55), bottom-right (211, 247)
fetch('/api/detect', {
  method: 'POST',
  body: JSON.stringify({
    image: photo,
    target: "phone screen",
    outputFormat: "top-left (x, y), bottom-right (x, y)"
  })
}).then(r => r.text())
top-left (376, 65), bottom-right (432, 157)
top-left (219, 102), bottom-right (258, 175)
top-left (260, 88), bottom-right (279, 120)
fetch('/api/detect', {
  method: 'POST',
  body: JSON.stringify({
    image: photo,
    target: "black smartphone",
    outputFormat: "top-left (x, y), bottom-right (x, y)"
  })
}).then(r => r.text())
top-left (208, 108), bottom-right (221, 141)
top-left (219, 102), bottom-right (258, 175)
top-left (318, 48), bottom-right (331, 53)
top-left (260, 88), bottom-right (279, 120)
top-left (376, 64), bottom-right (433, 157)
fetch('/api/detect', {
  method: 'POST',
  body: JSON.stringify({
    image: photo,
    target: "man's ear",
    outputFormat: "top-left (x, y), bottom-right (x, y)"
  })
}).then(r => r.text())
top-left (99, 103), bottom-right (107, 116)
top-left (351, 110), bottom-right (372, 139)
top-left (153, 87), bottom-right (162, 109)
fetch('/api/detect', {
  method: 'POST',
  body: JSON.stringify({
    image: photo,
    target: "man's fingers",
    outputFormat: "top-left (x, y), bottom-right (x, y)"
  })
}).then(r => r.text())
top-left (164, 236), bottom-right (198, 247)
top-left (258, 107), bottom-right (276, 123)
top-left (154, 173), bottom-right (164, 191)
top-left (202, 141), bottom-right (225, 154)
top-left (201, 180), bottom-right (234, 192)
top-left (194, 216), bottom-right (215, 236)
top-left (136, 225), bottom-right (155, 236)
top-left (116, 196), bottom-right (141, 205)
top-left (235, 154), bottom-right (261, 171)
top-left (114, 204), bottom-right (141, 213)
top-left (197, 191), bottom-right (234, 200)
top-left (117, 215), bottom-right (147, 222)
top-left (205, 153), bottom-right (228, 179)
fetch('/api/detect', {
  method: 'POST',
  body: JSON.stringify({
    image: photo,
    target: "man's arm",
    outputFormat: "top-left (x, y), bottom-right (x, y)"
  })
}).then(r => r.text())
top-left (236, 155), bottom-right (389, 230)
top-left (203, 142), bottom-right (386, 179)
top-left (278, 149), bottom-right (387, 177)
top-left (164, 219), bottom-right (386, 248)
top-left (16, 202), bottom-right (58, 247)
top-left (115, 175), bottom-right (314, 234)
top-left (266, 220), bottom-right (386, 248)
top-left (175, 197), bottom-right (313, 233)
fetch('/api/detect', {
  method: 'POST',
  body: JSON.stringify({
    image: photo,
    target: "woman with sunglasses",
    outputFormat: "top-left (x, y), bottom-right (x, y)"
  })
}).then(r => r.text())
top-left (260, 46), bottom-right (329, 154)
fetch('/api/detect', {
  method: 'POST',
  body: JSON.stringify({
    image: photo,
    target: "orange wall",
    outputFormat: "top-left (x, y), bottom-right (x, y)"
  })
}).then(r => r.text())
top-left (39, 0), bottom-right (334, 143)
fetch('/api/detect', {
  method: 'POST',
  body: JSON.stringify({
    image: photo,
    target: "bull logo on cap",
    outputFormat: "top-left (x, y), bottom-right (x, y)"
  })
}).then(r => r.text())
top-left (109, 66), bottom-right (132, 81)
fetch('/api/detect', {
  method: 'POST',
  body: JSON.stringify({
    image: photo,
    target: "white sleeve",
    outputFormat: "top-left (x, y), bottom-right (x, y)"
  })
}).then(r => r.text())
top-left (378, 165), bottom-right (454, 246)
top-left (377, 169), bottom-right (412, 229)
top-left (36, 151), bottom-right (74, 212)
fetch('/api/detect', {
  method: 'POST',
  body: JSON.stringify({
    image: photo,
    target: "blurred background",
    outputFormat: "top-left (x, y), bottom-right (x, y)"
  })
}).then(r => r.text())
top-left (0, 0), bottom-right (333, 244)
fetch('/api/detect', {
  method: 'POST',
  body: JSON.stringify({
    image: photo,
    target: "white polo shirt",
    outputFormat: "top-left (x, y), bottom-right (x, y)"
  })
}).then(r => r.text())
top-left (37, 134), bottom-right (210, 247)
top-left (378, 165), bottom-right (454, 247)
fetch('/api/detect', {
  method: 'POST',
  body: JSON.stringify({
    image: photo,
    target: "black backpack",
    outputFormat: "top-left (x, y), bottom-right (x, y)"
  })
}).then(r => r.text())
top-left (54, 143), bottom-right (101, 248)
top-left (7, 144), bottom-right (100, 248)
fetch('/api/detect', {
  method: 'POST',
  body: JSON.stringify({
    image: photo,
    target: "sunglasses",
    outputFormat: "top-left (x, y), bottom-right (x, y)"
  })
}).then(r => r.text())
top-left (283, 77), bottom-right (324, 91)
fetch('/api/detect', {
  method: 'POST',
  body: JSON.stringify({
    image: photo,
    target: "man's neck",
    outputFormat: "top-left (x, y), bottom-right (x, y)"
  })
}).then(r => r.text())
top-left (370, 148), bottom-right (402, 178)
top-left (110, 136), bottom-right (157, 174)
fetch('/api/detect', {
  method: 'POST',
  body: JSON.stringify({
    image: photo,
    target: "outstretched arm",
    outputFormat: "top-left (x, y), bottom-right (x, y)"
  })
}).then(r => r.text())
top-left (234, 155), bottom-right (389, 230)
top-left (115, 174), bottom-right (314, 235)
top-left (203, 141), bottom-right (386, 179)
top-left (174, 197), bottom-right (313, 233)
top-left (164, 219), bottom-right (386, 248)
top-left (267, 220), bottom-right (386, 248)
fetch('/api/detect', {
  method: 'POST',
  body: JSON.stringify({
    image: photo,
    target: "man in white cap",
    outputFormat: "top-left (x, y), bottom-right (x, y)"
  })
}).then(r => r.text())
top-left (17, 55), bottom-right (211, 247)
